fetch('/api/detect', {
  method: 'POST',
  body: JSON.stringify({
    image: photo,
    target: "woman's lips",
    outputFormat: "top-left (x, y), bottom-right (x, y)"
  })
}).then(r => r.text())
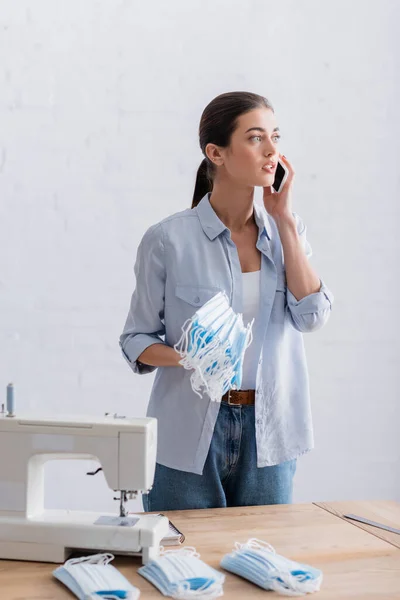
top-left (262, 164), bottom-right (276, 173)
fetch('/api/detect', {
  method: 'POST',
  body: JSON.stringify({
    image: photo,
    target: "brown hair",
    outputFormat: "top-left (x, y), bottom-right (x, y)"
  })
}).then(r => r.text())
top-left (191, 91), bottom-right (273, 208)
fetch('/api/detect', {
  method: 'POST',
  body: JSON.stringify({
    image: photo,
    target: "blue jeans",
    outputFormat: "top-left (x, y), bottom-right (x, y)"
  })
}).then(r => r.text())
top-left (143, 401), bottom-right (297, 511)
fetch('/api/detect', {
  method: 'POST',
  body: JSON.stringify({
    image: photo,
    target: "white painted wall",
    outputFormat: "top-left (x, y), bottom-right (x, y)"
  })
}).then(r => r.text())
top-left (1, 1), bottom-right (399, 515)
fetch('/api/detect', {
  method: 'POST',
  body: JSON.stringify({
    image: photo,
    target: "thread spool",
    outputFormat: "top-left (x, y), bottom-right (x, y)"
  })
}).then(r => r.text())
top-left (6, 383), bottom-right (15, 417)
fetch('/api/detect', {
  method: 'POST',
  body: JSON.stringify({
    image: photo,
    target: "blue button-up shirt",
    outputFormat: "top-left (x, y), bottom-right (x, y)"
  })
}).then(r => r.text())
top-left (120, 193), bottom-right (334, 474)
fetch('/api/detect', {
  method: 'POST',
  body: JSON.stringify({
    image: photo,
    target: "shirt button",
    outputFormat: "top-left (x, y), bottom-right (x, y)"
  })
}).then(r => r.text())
top-left (194, 296), bottom-right (200, 304)
top-left (256, 418), bottom-right (262, 424)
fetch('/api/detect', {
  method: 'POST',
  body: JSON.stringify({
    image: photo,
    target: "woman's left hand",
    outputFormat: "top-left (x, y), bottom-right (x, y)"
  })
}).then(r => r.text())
top-left (262, 154), bottom-right (295, 224)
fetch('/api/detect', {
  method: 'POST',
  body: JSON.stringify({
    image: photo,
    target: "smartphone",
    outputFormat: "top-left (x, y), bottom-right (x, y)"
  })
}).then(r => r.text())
top-left (272, 160), bottom-right (289, 193)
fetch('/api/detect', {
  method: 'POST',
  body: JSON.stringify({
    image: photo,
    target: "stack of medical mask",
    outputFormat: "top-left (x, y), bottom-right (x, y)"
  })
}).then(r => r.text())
top-left (53, 552), bottom-right (140, 600)
top-left (174, 291), bottom-right (254, 402)
top-left (220, 539), bottom-right (323, 596)
top-left (138, 546), bottom-right (225, 599)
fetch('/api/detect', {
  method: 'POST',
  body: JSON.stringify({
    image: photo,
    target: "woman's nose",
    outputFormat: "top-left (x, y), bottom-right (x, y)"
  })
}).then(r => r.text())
top-left (263, 140), bottom-right (277, 156)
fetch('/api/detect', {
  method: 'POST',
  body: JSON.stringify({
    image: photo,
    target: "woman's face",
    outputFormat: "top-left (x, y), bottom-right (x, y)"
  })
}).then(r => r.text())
top-left (209, 107), bottom-right (281, 188)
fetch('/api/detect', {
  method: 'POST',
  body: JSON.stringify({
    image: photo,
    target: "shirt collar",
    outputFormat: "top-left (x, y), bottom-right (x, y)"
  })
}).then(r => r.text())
top-left (195, 193), bottom-right (272, 241)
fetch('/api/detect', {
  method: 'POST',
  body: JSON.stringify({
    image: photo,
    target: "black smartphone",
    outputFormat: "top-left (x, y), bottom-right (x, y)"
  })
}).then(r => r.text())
top-left (272, 160), bottom-right (288, 193)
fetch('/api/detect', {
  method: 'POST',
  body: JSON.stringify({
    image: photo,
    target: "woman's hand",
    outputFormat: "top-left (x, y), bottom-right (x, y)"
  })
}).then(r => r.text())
top-left (262, 154), bottom-right (295, 225)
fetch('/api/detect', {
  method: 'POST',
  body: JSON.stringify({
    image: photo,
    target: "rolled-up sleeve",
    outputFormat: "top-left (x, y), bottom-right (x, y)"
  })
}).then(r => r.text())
top-left (119, 223), bottom-right (166, 374)
top-left (286, 213), bottom-right (334, 333)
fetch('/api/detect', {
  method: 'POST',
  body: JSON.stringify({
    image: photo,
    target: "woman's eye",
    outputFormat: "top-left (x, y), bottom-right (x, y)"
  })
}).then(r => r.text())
top-left (250, 134), bottom-right (281, 143)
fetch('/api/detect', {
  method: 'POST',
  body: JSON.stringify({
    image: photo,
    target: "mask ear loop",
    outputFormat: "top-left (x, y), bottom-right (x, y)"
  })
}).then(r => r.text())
top-left (234, 538), bottom-right (276, 554)
top-left (172, 579), bottom-right (224, 599)
top-left (205, 348), bottom-right (238, 400)
top-left (65, 553), bottom-right (115, 567)
top-left (185, 325), bottom-right (207, 362)
top-left (159, 547), bottom-right (224, 600)
top-left (191, 339), bottom-right (236, 401)
top-left (184, 331), bottom-right (231, 390)
top-left (174, 319), bottom-right (193, 356)
top-left (268, 571), bottom-right (323, 597)
top-left (176, 312), bottom-right (231, 368)
top-left (160, 546), bottom-right (200, 558)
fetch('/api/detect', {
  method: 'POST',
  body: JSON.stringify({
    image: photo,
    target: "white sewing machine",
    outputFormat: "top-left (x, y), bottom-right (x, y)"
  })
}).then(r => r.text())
top-left (0, 409), bottom-right (169, 564)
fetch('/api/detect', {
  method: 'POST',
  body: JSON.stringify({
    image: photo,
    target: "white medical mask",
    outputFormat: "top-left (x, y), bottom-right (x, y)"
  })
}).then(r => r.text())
top-left (53, 553), bottom-right (140, 600)
top-left (138, 547), bottom-right (224, 599)
top-left (220, 539), bottom-right (323, 596)
top-left (193, 291), bottom-right (228, 323)
top-left (177, 294), bottom-right (232, 360)
top-left (174, 292), bottom-right (254, 402)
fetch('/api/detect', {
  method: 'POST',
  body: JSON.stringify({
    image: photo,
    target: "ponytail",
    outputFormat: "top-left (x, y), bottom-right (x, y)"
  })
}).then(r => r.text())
top-left (191, 158), bottom-right (213, 208)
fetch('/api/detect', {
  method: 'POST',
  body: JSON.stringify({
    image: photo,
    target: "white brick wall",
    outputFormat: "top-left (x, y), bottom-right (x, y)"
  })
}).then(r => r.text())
top-left (0, 0), bottom-right (399, 514)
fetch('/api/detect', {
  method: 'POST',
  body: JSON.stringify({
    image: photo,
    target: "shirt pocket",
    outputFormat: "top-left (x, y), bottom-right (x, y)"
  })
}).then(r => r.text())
top-left (175, 284), bottom-right (222, 306)
top-left (173, 284), bottom-right (223, 325)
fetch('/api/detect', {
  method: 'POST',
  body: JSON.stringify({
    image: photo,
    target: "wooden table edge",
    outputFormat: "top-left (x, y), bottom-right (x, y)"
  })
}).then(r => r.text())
top-left (313, 501), bottom-right (400, 550)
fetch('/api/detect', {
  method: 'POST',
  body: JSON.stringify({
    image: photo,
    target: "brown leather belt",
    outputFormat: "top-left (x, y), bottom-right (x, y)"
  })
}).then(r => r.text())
top-left (221, 389), bottom-right (255, 405)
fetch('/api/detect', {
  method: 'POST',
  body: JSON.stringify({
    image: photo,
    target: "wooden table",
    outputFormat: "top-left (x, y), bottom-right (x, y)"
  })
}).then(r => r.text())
top-left (315, 500), bottom-right (400, 549)
top-left (0, 501), bottom-right (399, 599)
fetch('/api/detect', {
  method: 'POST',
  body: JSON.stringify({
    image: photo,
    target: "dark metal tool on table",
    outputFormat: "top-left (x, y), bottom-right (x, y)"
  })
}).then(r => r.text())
top-left (343, 513), bottom-right (400, 535)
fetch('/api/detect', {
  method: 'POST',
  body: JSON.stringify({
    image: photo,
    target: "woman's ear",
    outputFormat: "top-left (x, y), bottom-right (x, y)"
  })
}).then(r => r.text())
top-left (205, 143), bottom-right (224, 166)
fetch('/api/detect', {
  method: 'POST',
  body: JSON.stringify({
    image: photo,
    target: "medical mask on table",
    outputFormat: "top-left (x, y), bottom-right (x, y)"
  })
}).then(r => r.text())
top-left (53, 553), bottom-right (140, 600)
top-left (138, 546), bottom-right (225, 599)
top-left (220, 538), bottom-right (322, 597)
top-left (175, 292), bottom-right (253, 402)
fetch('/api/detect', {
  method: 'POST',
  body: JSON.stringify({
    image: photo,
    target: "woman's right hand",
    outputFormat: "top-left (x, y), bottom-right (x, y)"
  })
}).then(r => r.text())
top-left (138, 343), bottom-right (183, 368)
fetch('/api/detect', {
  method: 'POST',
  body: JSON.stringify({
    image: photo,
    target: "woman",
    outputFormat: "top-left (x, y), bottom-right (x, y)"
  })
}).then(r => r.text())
top-left (120, 91), bottom-right (334, 511)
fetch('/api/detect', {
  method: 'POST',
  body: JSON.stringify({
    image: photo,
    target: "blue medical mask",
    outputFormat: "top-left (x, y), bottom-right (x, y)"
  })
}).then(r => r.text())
top-left (220, 539), bottom-right (323, 596)
top-left (138, 546), bottom-right (225, 599)
top-left (53, 553), bottom-right (140, 600)
top-left (175, 292), bottom-right (254, 402)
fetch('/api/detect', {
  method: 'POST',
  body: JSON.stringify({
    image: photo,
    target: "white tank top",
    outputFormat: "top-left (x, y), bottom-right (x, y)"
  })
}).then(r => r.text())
top-left (239, 269), bottom-right (261, 390)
